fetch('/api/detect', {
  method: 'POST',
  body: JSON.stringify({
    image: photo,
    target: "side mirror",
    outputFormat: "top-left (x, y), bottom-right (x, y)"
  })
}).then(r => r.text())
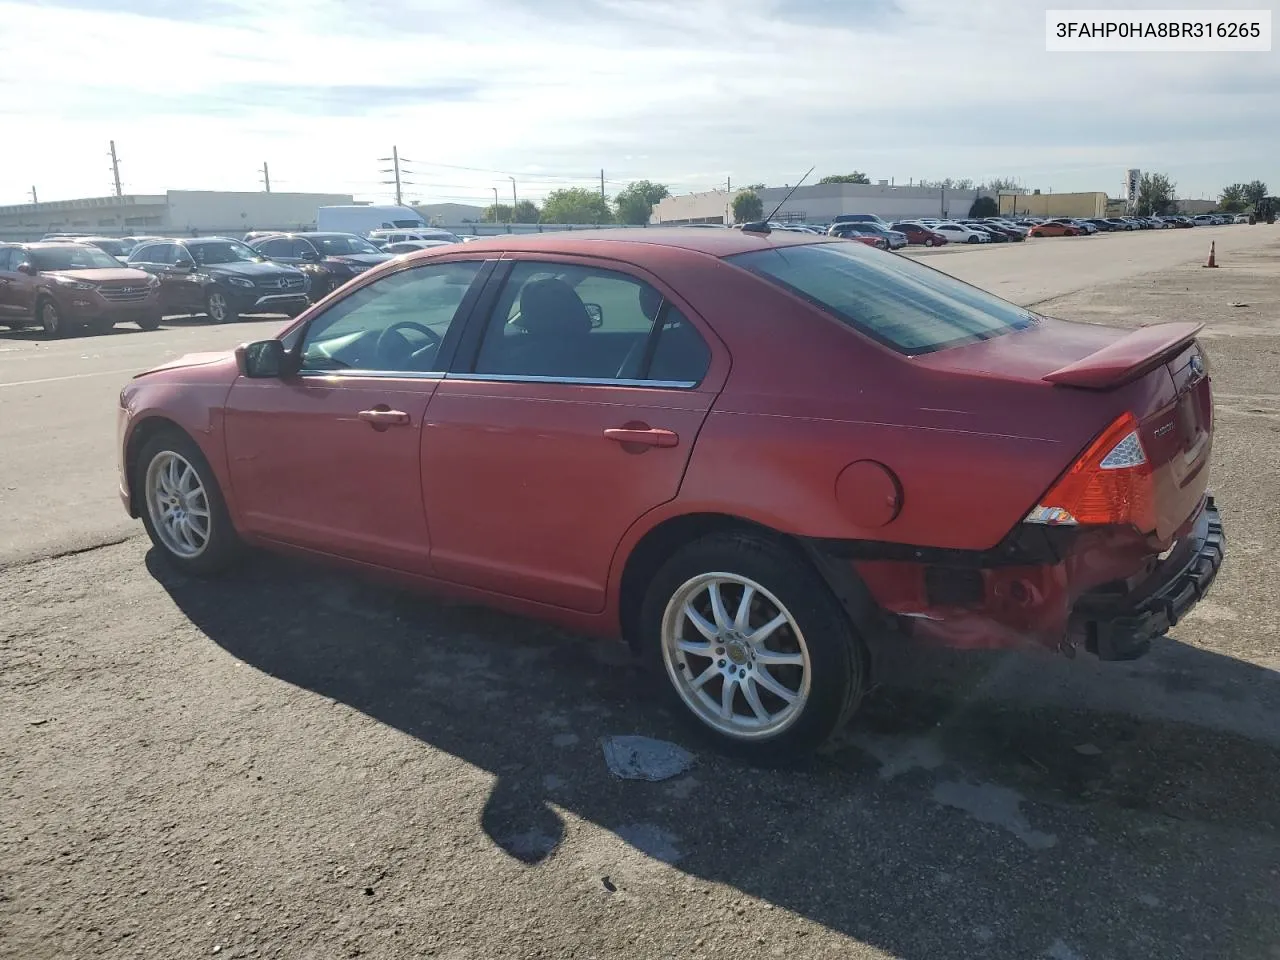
top-left (301, 249), bottom-right (321, 262)
top-left (235, 339), bottom-right (287, 378)
top-left (16, 262), bottom-right (35, 275)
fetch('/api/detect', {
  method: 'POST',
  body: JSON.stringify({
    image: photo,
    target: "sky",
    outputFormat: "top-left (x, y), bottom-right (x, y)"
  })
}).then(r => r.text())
top-left (0, 0), bottom-right (1276, 207)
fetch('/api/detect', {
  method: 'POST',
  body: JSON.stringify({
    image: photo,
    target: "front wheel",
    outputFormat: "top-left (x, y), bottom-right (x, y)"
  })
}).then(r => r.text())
top-left (205, 290), bottom-right (238, 324)
top-left (135, 430), bottom-right (242, 576)
top-left (137, 313), bottom-right (162, 331)
top-left (923, 238), bottom-right (935, 247)
top-left (38, 298), bottom-right (66, 337)
top-left (967, 235), bottom-right (979, 243)
top-left (641, 532), bottom-right (867, 760)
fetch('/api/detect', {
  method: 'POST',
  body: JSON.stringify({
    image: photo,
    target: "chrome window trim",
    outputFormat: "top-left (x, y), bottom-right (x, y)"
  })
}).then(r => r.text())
top-left (297, 369), bottom-right (446, 381)
top-left (446, 372), bottom-right (698, 390)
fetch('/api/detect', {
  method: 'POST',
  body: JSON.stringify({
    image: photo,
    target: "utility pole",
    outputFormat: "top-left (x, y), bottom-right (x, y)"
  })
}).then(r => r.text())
top-left (727, 176), bottom-right (731, 193)
top-left (600, 169), bottom-right (605, 200)
top-left (29, 186), bottom-right (37, 204)
top-left (379, 146), bottom-right (415, 206)
top-left (108, 140), bottom-right (122, 197)
top-left (260, 161), bottom-right (271, 193)
top-left (509, 176), bottom-right (518, 216)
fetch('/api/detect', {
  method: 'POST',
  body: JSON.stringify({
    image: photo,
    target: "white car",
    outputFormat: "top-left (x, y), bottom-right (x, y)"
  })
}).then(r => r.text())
top-left (933, 222), bottom-right (990, 244)
top-left (1192, 215), bottom-right (1217, 226)
top-left (1235, 214), bottom-right (1251, 224)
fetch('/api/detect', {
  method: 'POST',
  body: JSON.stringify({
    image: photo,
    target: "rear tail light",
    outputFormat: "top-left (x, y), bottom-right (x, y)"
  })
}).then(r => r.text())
top-left (1024, 412), bottom-right (1156, 531)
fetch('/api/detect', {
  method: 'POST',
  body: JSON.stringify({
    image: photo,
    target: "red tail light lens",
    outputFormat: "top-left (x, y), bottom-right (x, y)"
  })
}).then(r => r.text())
top-left (1025, 412), bottom-right (1157, 531)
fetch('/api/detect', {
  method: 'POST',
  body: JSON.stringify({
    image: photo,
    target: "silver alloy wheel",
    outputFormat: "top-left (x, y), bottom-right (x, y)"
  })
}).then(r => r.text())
top-left (206, 291), bottom-right (229, 322)
top-left (144, 451), bottom-right (211, 558)
top-left (40, 300), bottom-right (60, 335)
top-left (660, 572), bottom-right (812, 740)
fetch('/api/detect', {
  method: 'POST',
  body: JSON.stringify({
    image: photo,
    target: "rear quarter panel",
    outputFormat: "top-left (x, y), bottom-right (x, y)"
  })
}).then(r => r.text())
top-left (643, 256), bottom-right (1135, 551)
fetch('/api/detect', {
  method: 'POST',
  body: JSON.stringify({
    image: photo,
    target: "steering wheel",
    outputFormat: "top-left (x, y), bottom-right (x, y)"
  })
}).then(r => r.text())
top-left (375, 320), bottom-right (442, 368)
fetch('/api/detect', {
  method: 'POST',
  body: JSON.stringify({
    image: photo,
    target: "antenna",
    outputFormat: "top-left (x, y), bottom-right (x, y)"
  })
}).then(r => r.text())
top-left (741, 166), bottom-right (815, 234)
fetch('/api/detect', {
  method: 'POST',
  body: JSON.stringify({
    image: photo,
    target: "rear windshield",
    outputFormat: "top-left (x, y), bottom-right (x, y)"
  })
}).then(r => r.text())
top-left (727, 241), bottom-right (1037, 354)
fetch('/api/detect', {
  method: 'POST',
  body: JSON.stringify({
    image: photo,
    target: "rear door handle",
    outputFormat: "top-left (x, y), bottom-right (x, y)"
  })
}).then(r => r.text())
top-left (603, 426), bottom-right (679, 448)
top-left (358, 407), bottom-right (411, 427)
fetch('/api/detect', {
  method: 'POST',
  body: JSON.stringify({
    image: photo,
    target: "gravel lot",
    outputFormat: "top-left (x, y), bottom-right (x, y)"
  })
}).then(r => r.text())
top-left (3, 226), bottom-right (1278, 960)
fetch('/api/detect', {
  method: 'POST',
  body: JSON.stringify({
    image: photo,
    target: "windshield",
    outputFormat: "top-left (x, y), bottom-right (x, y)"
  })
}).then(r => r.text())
top-left (392, 219), bottom-right (426, 228)
top-left (191, 240), bottom-right (265, 265)
top-left (30, 245), bottom-right (124, 271)
top-left (86, 239), bottom-right (126, 257)
top-left (728, 241), bottom-right (1037, 354)
top-left (313, 235), bottom-right (381, 256)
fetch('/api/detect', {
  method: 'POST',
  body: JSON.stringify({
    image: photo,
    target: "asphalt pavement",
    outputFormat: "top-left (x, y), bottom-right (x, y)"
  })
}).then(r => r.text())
top-left (2, 225), bottom-right (1278, 960)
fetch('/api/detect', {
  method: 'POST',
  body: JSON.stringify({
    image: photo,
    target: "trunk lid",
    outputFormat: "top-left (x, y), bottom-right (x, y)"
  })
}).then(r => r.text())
top-left (916, 318), bottom-right (1213, 541)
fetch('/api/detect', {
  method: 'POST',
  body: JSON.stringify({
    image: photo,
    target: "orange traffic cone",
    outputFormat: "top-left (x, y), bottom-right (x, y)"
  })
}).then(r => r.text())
top-left (1204, 241), bottom-right (1218, 268)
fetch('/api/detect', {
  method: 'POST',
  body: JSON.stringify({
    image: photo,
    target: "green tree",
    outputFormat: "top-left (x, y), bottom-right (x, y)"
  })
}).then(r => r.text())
top-left (732, 190), bottom-right (764, 222)
top-left (513, 199), bottom-right (541, 222)
top-left (1136, 172), bottom-right (1177, 215)
top-left (982, 177), bottom-right (1025, 193)
top-left (1219, 183), bottom-right (1248, 213)
top-left (614, 180), bottom-right (670, 225)
top-left (744, 182), bottom-right (766, 191)
top-left (968, 196), bottom-right (998, 218)
top-left (1244, 180), bottom-right (1269, 208)
top-left (818, 172), bottom-right (870, 185)
top-left (540, 187), bottom-right (613, 224)
top-left (483, 203), bottom-right (513, 222)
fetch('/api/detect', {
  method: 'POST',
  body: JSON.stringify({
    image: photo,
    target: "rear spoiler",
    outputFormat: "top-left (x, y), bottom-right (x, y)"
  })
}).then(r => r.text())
top-left (1043, 321), bottom-right (1203, 390)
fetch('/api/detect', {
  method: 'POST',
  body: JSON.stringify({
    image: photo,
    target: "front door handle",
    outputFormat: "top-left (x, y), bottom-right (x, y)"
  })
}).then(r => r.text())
top-left (358, 407), bottom-right (411, 428)
top-left (603, 426), bottom-right (679, 448)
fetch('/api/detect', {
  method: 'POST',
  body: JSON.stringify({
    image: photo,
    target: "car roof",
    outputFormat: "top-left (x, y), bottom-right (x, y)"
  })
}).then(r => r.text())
top-left (425, 227), bottom-right (836, 261)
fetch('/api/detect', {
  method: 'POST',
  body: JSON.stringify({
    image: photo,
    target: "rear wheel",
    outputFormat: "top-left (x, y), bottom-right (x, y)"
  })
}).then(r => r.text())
top-left (135, 429), bottom-right (242, 576)
top-left (967, 235), bottom-right (979, 243)
top-left (38, 298), bottom-right (66, 337)
top-left (923, 238), bottom-right (935, 247)
top-left (640, 532), bottom-right (867, 760)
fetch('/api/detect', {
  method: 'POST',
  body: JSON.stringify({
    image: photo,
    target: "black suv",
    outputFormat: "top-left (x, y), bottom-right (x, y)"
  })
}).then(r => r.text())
top-left (127, 237), bottom-right (309, 322)
top-left (250, 232), bottom-right (392, 300)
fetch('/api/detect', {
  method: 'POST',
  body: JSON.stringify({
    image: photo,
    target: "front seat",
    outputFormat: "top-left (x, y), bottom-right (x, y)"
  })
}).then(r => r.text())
top-left (508, 278), bottom-right (597, 377)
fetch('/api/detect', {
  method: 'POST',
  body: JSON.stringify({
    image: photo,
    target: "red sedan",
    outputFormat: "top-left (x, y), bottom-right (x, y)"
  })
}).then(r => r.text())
top-left (890, 222), bottom-right (949, 246)
top-left (119, 229), bottom-right (1224, 758)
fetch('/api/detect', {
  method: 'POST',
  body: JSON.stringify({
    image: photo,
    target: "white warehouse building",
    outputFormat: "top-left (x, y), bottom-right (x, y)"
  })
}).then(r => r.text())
top-left (0, 190), bottom-right (354, 241)
top-left (652, 182), bottom-right (997, 225)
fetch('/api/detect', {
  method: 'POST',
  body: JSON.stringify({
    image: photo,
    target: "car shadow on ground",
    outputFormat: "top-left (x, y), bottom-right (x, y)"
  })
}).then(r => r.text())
top-left (149, 549), bottom-right (1280, 960)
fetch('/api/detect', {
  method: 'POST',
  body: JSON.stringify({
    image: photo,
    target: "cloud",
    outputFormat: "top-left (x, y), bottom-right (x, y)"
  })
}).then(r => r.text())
top-left (0, 0), bottom-right (1275, 205)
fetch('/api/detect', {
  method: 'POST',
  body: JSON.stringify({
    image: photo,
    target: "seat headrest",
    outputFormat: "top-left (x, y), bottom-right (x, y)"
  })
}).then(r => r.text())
top-left (516, 278), bottom-right (593, 337)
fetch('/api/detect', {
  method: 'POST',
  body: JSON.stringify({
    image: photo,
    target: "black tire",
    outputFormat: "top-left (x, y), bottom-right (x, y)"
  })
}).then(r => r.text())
top-left (134, 428), bottom-right (243, 576)
top-left (924, 238), bottom-right (935, 247)
top-left (639, 531), bottom-right (868, 761)
top-left (205, 289), bottom-right (239, 324)
top-left (137, 314), bottom-right (162, 331)
top-left (37, 297), bottom-right (66, 338)
top-left (967, 235), bottom-right (979, 243)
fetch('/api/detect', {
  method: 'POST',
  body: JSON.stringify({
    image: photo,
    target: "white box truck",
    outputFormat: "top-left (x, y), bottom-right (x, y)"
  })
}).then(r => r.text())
top-left (316, 205), bottom-right (427, 235)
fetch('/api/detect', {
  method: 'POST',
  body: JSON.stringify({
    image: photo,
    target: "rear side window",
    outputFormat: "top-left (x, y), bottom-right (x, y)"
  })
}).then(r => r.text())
top-left (728, 241), bottom-right (1036, 354)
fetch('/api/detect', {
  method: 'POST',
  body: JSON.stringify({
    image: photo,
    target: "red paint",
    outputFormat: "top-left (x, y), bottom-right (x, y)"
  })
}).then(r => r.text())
top-left (118, 229), bottom-right (1218, 655)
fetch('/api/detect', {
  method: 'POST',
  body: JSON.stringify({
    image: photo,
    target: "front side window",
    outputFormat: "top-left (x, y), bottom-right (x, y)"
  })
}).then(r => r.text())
top-left (312, 235), bottom-right (380, 256)
top-left (728, 241), bottom-right (1037, 354)
top-left (472, 261), bottom-right (710, 384)
top-left (299, 260), bottom-right (483, 374)
top-left (256, 237), bottom-right (292, 258)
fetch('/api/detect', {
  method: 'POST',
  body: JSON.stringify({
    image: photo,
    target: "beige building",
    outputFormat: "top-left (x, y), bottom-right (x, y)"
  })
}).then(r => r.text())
top-left (998, 192), bottom-right (1108, 218)
top-left (653, 182), bottom-right (996, 225)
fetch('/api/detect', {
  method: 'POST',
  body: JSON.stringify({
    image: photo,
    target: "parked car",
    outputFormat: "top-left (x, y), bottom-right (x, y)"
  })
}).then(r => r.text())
top-left (120, 236), bottom-right (168, 255)
top-left (127, 237), bottom-right (309, 323)
top-left (1165, 216), bottom-right (1195, 228)
top-left (1234, 214), bottom-right (1251, 224)
top-left (367, 228), bottom-right (461, 247)
top-left (251, 232), bottom-right (393, 300)
top-left (1064, 219), bottom-right (1097, 234)
top-left (1028, 221), bottom-right (1081, 238)
top-left (966, 223), bottom-right (1011, 243)
top-left (117, 229), bottom-right (1225, 757)
top-left (984, 219), bottom-right (1031, 237)
top-left (826, 223), bottom-right (885, 248)
top-left (1103, 218), bottom-right (1137, 231)
top-left (889, 222), bottom-right (948, 246)
top-left (0, 241), bottom-right (161, 335)
top-left (933, 222), bottom-right (990, 244)
top-left (829, 221), bottom-right (907, 249)
top-left (383, 240), bottom-right (459, 254)
top-left (243, 231), bottom-right (284, 243)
